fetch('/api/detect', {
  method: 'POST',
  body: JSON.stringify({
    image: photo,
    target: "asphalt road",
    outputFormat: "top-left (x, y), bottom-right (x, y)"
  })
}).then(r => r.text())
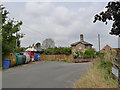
top-left (3, 61), bottom-right (91, 88)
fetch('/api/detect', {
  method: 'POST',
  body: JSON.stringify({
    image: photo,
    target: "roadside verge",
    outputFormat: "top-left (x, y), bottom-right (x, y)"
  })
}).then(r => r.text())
top-left (75, 59), bottom-right (118, 88)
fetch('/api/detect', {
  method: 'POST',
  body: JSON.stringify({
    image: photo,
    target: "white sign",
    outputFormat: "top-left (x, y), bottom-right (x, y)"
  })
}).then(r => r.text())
top-left (112, 67), bottom-right (118, 77)
top-left (13, 59), bottom-right (15, 61)
top-left (32, 58), bottom-right (34, 61)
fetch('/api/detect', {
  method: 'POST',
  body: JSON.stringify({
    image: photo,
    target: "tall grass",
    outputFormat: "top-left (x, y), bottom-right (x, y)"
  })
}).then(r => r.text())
top-left (75, 58), bottom-right (118, 88)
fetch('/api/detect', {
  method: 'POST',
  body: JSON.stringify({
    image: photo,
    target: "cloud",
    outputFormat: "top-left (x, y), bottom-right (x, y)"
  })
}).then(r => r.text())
top-left (25, 2), bottom-right (54, 17)
top-left (4, 2), bottom-right (117, 50)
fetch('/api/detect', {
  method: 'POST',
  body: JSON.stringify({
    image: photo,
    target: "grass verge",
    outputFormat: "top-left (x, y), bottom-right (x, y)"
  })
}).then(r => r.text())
top-left (42, 59), bottom-right (74, 63)
top-left (75, 59), bottom-right (118, 88)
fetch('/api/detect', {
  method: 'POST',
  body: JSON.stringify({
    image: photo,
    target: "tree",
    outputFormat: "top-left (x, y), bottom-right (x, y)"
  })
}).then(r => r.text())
top-left (1, 5), bottom-right (23, 56)
top-left (41, 47), bottom-right (72, 55)
top-left (83, 48), bottom-right (96, 59)
top-left (35, 42), bottom-right (41, 48)
top-left (42, 38), bottom-right (55, 49)
top-left (93, 1), bottom-right (120, 36)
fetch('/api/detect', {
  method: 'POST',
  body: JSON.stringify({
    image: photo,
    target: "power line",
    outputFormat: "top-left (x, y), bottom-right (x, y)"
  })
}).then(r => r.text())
top-left (22, 25), bottom-right (49, 38)
top-left (21, 25), bottom-right (48, 43)
top-left (21, 24), bottom-right (72, 47)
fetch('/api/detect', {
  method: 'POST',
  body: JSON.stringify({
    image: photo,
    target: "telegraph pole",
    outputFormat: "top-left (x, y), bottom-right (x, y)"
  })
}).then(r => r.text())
top-left (98, 34), bottom-right (100, 53)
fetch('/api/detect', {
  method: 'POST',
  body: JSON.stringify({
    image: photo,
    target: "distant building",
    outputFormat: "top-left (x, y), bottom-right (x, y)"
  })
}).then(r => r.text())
top-left (25, 45), bottom-right (37, 52)
top-left (100, 45), bottom-right (120, 55)
top-left (71, 34), bottom-right (93, 53)
top-left (26, 45), bottom-right (42, 53)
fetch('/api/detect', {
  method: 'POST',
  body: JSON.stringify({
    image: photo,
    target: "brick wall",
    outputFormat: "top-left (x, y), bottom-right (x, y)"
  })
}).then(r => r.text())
top-left (40, 54), bottom-right (74, 61)
top-left (100, 45), bottom-right (116, 53)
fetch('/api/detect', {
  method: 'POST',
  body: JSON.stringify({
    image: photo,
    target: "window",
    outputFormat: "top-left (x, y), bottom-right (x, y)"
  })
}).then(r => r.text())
top-left (79, 46), bottom-right (82, 49)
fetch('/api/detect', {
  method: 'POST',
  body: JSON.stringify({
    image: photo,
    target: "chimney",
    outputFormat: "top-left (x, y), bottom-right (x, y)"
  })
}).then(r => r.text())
top-left (80, 34), bottom-right (84, 41)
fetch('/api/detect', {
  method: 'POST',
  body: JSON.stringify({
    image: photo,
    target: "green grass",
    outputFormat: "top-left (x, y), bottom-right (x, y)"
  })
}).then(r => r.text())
top-left (2, 67), bottom-right (6, 70)
top-left (96, 59), bottom-right (118, 87)
top-left (42, 59), bottom-right (74, 63)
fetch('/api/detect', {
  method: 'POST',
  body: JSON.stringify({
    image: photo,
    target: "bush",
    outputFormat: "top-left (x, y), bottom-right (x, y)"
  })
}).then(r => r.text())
top-left (97, 59), bottom-right (113, 80)
top-left (96, 52), bottom-right (104, 56)
top-left (83, 48), bottom-right (96, 59)
top-left (73, 52), bottom-right (79, 59)
top-left (41, 47), bottom-right (72, 55)
top-left (13, 47), bottom-right (25, 52)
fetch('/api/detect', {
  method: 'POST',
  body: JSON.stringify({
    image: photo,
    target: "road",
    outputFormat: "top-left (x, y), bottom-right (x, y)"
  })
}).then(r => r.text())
top-left (3, 61), bottom-right (91, 88)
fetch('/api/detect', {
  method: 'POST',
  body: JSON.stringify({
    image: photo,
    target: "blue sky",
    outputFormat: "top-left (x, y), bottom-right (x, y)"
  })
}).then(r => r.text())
top-left (2, 2), bottom-right (118, 50)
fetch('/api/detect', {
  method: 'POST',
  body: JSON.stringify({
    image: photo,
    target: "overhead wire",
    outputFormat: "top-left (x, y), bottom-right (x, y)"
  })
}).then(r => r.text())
top-left (21, 24), bottom-right (72, 47)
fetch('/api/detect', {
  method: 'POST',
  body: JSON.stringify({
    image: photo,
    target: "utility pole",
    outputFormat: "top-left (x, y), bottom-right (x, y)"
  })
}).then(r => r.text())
top-left (98, 34), bottom-right (100, 53)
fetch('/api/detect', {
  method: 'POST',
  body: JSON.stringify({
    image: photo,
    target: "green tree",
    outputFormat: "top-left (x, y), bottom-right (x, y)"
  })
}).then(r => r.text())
top-left (83, 48), bottom-right (96, 59)
top-left (93, 1), bottom-right (120, 36)
top-left (41, 47), bottom-right (72, 55)
top-left (1, 5), bottom-right (23, 56)
top-left (14, 47), bottom-right (25, 52)
top-left (35, 42), bottom-right (41, 48)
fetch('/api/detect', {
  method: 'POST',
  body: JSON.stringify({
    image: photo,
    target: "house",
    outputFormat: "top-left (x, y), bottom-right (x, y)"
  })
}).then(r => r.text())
top-left (71, 34), bottom-right (93, 53)
top-left (100, 45), bottom-right (120, 55)
top-left (25, 45), bottom-right (37, 52)
top-left (26, 44), bottom-right (42, 53)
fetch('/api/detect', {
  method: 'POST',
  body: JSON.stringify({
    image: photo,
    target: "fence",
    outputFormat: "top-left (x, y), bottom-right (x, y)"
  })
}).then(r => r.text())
top-left (40, 54), bottom-right (74, 61)
top-left (111, 57), bottom-right (120, 87)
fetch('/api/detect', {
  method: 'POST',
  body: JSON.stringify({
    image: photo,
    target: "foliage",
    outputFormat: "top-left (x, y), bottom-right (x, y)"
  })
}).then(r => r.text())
top-left (42, 59), bottom-right (74, 63)
top-left (42, 38), bottom-right (55, 49)
top-left (1, 5), bottom-right (23, 56)
top-left (41, 47), bottom-right (72, 55)
top-left (13, 47), bottom-right (25, 52)
top-left (96, 52), bottom-right (105, 58)
top-left (73, 52), bottom-right (79, 59)
top-left (83, 48), bottom-right (96, 59)
top-left (93, 1), bottom-right (120, 36)
top-left (97, 59), bottom-right (113, 80)
top-left (35, 42), bottom-right (41, 48)
top-left (73, 48), bottom-right (96, 59)
top-left (73, 51), bottom-right (83, 59)
top-left (75, 59), bottom-right (118, 88)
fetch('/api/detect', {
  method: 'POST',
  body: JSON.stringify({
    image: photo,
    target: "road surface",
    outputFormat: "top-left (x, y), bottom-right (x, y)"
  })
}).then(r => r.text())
top-left (3, 61), bottom-right (91, 88)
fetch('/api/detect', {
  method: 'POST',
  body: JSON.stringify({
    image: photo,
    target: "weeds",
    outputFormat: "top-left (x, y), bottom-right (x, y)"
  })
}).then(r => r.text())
top-left (42, 59), bottom-right (74, 63)
top-left (75, 59), bottom-right (118, 88)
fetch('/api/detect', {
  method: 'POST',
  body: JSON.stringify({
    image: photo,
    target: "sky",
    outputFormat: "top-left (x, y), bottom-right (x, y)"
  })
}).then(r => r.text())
top-left (2, 2), bottom-right (119, 51)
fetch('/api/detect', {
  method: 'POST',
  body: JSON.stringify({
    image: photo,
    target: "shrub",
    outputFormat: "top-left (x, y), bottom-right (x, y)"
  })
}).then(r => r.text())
top-left (83, 48), bottom-right (96, 59)
top-left (41, 47), bottom-right (72, 55)
top-left (97, 59), bottom-right (113, 80)
top-left (73, 52), bottom-right (78, 59)
top-left (13, 47), bottom-right (25, 52)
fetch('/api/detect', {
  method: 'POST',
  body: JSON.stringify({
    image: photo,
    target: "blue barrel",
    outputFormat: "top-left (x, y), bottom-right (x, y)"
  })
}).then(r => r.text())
top-left (35, 53), bottom-right (40, 61)
top-left (3, 59), bottom-right (11, 69)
